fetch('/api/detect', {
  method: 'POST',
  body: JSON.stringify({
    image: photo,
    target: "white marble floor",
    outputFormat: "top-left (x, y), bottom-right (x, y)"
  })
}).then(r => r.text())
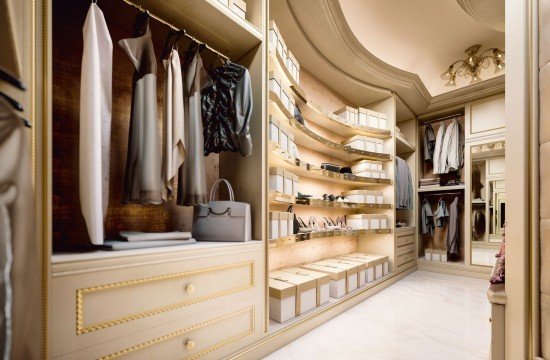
top-left (264, 271), bottom-right (490, 360)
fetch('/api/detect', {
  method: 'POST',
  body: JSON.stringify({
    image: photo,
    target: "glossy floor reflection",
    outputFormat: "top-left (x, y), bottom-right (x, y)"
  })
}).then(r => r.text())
top-left (264, 271), bottom-right (490, 360)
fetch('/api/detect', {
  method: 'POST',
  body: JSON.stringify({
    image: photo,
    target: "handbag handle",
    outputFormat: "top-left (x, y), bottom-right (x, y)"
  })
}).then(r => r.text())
top-left (209, 178), bottom-right (235, 202)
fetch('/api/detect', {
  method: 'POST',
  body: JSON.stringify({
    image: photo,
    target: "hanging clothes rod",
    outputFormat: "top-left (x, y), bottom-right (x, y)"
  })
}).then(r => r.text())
top-left (419, 112), bottom-right (464, 125)
top-left (120, 0), bottom-right (231, 61)
top-left (422, 191), bottom-right (463, 197)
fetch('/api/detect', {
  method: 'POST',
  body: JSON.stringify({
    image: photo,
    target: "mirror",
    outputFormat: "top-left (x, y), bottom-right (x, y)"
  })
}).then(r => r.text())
top-left (470, 141), bottom-right (505, 266)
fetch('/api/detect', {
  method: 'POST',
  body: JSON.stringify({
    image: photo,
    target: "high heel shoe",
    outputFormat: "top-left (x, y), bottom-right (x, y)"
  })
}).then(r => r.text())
top-left (309, 216), bottom-right (322, 231)
top-left (324, 217), bottom-right (340, 230)
top-left (296, 217), bottom-right (313, 233)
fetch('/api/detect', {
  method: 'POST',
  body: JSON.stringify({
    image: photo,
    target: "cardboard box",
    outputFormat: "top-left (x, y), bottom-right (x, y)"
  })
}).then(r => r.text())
top-left (281, 268), bottom-right (330, 306)
top-left (269, 278), bottom-right (296, 323)
top-left (270, 271), bottom-right (317, 317)
top-left (301, 263), bottom-right (348, 298)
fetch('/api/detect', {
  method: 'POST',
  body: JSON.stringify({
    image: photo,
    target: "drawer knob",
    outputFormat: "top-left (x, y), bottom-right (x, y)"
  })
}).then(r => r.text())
top-left (185, 340), bottom-right (196, 350)
top-left (185, 284), bottom-right (196, 294)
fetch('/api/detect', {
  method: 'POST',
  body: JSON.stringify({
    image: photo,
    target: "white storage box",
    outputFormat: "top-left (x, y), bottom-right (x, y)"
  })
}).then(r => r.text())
top-left (286, 49), bottom-right (293, 72)
top-left (230, 0), bottom-right (246, 19)
top-left (269, 167), bottom-right (284, 193)
top-left (281, 89), bottom-right (290, 113)
top-left (424, 248), bottom-right (432, 261)
top-left (355, 170), bottom-right (372, 178)
top-left (301, 263), bottom-right (348, 298)
top-left (440, 250), bottom-right (448, 262)
top-left (287, 212), bottom-right (295, 235)
top-left (351, 159), bottom-right (372, 174)
top-left (217, 0), bottom-right (230, 6)
top-left (269, 211), bottom-right (280, 240)
top-left (375, 139), bottom-right (384, 153)
top-left (376, 191), bottom-right (384, 204)
top-left (371, 161), bottom-right (383, 170)
top-left (378, 113), bottom-right (387, 129)
top-left (367, 109), bottom-right (379, 128)
top-left (342, 135), bottom-right (367, 151)
top-left (282, 268), bottom-right (330, 306)
top-left (279, 127), bottom-right (289, 153)
top-left (283, 170), bottom-right (293, 196)
top-left (329, 258), bottom-right (367, 286)
top-left (335, 106), bottom-right (358, 124)
top-left (313, 260), bottom-right (360, 293)
top-left (371, 171), bottom-right (380, 179)
top-left (269, 116), bottom-right (279, 144)
top-left (432, 250), bottom-right (441, 262)
top-left (292, 174), bottom-right (299, 197)
top-left (368, 215), bottom-right (380, 229)
top-left (288, 96), bottom-right (296, 116)
top-left (366, 190), bottom-right (377, 204)
top-left (287, 132), bottom-right (296, 158)
top-left (269, 71), bottom-right (281, 99)
top-left (291, 53), bottom-right (299, 81)
top-left (279, 212), bottom-right (289, 237)
top-left (348, 253), bottom-right (387, 279)
top-left (269, 278), bottom-right (296, 323)
top-left (358, 107), bottom-right (368, 126)
top-left (378, 215), bottom-right (388, 229)
top-left (276, 32), bottom-right (284, 57)
top-left (346, 214), bottom-right (370, 230)
top-left (270, 271), bottom-right (317, 317)
top-left (295, 55), bottom-right (301, 84)
top-left (341, 190), bottom-right (364, 203)
top-left (338, 255), bottom-right (376, 283)
top-left (269, 21), bottom-right (279, 52)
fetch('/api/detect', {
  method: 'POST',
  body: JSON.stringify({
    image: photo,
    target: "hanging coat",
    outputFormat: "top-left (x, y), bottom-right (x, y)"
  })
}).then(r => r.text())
top-left (434, 200), bottom-right (449, 227)
top-left (395, 156), bottom-right (413, 210)
top-left (202, 61), bottom-right (253, 157)
top-left (423, 124), bottom-right (436, 163)
top-left (79, 3), bottom-right (112, 245)
top-left (440, 119), bottom-right (464, 173)
top-left (161, 46), bottom-right (185, 201)
top-left (177, 49), bottom-right (213, 206)
top-left (432, 123), bottom-right (446, 174)
top-left (447, 196), bottom-right (460, 255)
top-left (0, 98), bottom-right (40, 360)
top-left (421, 198), bottom-right (435, 236)
top-left (119, 19), bottom-right (162, 204)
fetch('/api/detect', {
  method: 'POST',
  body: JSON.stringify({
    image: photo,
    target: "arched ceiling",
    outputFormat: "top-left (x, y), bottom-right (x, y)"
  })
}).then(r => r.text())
top-left (340, 0), bottom-right (505, 96)
top-left (271, 0), bottom-right (505, 115)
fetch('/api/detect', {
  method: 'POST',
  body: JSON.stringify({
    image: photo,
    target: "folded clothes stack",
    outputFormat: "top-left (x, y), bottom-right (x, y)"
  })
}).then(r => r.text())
top-left (101, 231), bottom-right (196, 251)
top-left (419, 177), bottom-right (440, 188)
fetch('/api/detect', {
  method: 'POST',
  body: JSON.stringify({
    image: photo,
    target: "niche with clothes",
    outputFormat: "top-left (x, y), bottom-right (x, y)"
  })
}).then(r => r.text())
top-left (52, 0), bottom-right (264, 249)
top-left (419, 190), bottom-right (464, 262)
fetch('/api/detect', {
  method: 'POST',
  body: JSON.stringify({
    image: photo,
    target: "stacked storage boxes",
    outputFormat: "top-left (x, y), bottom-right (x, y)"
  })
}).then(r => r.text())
top-left (345, 214), bottom-right (389, 230)
top-left (351, 160), bottom-right (386, 179)
top-left (343, 135), bottom-right (384, 154)
top-left (342, 190), bottom-right (384, 204)
top-left (269, 168), bottom-right (299, 197)
top-left (217, 0), bottom-right (247, 19)
top-left (336, 107), bottom-right (388, 130)
top-left (269, 210), bottom-right (295, 239)
top-left (269, 21), bottom-right (301, 85)
top-left (268, 252), bottom-right (390, 323)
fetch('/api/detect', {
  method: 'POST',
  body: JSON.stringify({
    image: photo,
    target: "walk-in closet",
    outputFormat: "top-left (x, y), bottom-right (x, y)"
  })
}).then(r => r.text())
top-left (4, 0), bottom-right (548, 359)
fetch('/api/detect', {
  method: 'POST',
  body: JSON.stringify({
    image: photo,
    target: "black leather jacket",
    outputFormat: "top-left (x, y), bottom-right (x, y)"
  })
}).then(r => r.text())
top-left (202, 61), bottom-right (253, 157)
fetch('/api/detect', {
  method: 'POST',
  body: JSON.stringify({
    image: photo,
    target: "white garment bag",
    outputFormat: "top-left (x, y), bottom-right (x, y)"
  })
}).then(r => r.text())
top-left (162, 47), bottom-right (185, 200)
top-left (79, 3), bottom-right (112, 245)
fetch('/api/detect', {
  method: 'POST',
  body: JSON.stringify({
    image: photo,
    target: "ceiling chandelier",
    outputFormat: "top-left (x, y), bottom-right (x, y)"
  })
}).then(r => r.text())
top-left (441, 44), bottom-right (505, 86)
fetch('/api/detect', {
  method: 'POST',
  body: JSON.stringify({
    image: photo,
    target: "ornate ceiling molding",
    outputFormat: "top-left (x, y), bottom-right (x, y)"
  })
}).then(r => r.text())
top-left (456, 0), bottom-right (505, 32)
top-left (279, 0), bottom-right (504, 115)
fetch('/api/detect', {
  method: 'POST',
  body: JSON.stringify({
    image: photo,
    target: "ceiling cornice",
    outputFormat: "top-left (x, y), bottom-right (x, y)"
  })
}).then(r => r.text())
top-left (456, 0), bottom-right (505, 32)
top-left (279, 0), bottom-right (505, 115)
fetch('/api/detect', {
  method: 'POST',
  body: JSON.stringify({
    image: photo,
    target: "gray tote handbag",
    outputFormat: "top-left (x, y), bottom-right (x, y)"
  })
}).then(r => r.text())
top-left (192, 179), bottom-right (251, 241)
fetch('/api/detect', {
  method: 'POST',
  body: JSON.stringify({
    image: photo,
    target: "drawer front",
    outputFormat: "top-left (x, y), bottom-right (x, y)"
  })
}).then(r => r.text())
top-left (395, 234), bottom-right (414, 247)
top-left (396, 251), bottom-right (415, 267)
top-left (395, 227), bottom-right (414, 237)
top-left (52, 246), bottom-right (264, 357)
top-left (99, 306), bottom-right (255, 360)
top-left (396, 243), bottom-right (415, 256)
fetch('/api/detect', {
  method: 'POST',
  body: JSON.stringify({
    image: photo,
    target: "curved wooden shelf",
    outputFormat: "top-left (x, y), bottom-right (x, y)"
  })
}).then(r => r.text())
top-left (291, 117), bottom-right (392, 162)
top-left (270, 197), bottom-right (392, 210)
top-left (269, 146), bottom-right (392, 187)
top-left (269, 228), bottom-right (392, 248)
top-left (300, 101), bottom-right (392, 139)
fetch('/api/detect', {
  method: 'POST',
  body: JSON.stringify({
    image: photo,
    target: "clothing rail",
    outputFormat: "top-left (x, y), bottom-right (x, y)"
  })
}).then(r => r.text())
top-left (422, 191), bottom-right (463, 196)
top-left (120, 0), bottom-right (231, 61)
top-left (419, 113), bottom-right (464, 125)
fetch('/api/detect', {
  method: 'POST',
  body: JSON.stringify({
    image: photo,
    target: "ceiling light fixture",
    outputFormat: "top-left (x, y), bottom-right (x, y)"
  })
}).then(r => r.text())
top-left (441, 44), bottom-right (505, 86)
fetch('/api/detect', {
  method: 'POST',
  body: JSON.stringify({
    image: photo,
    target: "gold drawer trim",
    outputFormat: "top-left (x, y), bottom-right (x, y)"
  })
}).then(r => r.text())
top-left (76, 261), bottom-right (255, 335)
top-left (98, 306), bottom-right (255, 360)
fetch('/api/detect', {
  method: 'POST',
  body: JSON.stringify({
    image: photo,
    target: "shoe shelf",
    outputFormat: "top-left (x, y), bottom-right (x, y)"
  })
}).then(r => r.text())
top-left (268, 228), bottom-right (393, 248)
top-left (299, 100), bottom-right (392, 139)
top-left (268, 191), bottom-right (295, 205)
top-left (269, 145), bottom-right (392, 187)
top-left (270, 196), bottom-right (392, 210)
top-left (269, 50), bottom-right (308, 103)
